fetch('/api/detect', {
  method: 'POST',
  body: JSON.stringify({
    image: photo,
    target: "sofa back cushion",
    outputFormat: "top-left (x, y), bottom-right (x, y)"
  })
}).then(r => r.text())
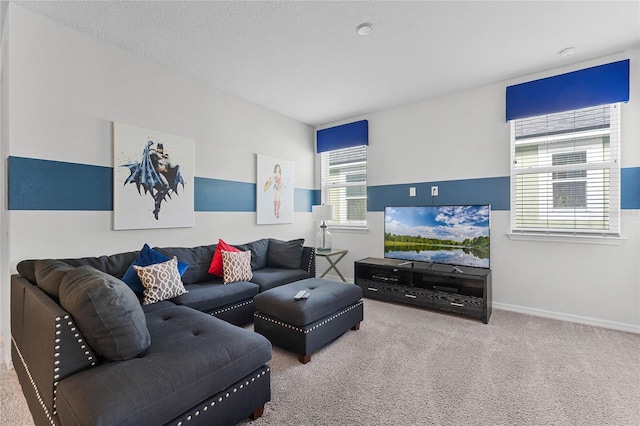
top-left (34, 260), bottom-right (75, 299)
top-left (17, 255), bottom-right (109, 284)
top-left (155, 244), bottom-right (216, 284)
top-left (103, 251), bottom-right (140, 279)
top-left (266, 238), bottom-right (304, 269)
top-left (236, 238), bottom-right (269, 270)
top-left (17, 253), bottom-right (139, 286)
top-left (59, 266), bottom-right (151, 361)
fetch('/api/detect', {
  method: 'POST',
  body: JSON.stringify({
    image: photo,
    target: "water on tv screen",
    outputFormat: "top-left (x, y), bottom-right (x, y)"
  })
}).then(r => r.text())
top-left (384, 205), bottom-right (490, 268)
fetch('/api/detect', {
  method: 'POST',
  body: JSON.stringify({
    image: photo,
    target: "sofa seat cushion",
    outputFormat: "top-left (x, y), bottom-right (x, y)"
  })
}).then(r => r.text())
top-left (55, 306), bottom-right (272, 426)
top-left (251, 267), bottom-right (310, 292)
top-left (141, 300), bottom-right (176, 314)
top-left (170, 280), bottom-right (259, 313)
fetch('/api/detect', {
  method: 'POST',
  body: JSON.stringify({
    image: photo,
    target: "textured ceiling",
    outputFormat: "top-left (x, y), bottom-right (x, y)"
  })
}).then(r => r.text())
top-left (12, 1), bottom-right (640, 126)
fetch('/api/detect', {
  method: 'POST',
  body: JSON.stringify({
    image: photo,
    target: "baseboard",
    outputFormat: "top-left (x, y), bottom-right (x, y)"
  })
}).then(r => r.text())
top-left (493, 302), bottom-right (640, 334)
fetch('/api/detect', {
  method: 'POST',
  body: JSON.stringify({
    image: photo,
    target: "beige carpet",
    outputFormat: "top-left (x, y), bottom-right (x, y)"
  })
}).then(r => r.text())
top-left (3, 299), bottom-right (639, 425)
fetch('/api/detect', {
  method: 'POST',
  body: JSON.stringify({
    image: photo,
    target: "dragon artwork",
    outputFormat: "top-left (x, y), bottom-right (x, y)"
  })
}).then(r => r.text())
top-left (122, 141), bottom-right (185, 220)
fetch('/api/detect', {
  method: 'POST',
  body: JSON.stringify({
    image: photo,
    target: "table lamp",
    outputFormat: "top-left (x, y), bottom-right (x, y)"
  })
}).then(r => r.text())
top-left (312, 204), bottom-right (334, 252)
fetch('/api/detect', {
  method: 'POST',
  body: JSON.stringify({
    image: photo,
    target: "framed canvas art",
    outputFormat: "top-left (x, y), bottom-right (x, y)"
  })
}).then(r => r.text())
top-left (113, 122), bottom-right (194, 230)
top-left (256, 154), bottom-right (294, 224)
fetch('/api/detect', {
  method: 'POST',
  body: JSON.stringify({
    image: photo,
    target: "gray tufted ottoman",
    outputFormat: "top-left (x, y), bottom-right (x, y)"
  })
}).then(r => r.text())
top-left (253, 278), bottom-right (363, 363)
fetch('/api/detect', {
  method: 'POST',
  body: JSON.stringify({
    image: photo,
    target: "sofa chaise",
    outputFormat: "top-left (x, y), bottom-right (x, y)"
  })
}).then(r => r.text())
top-left (10, 238), bottom-right (315, 425)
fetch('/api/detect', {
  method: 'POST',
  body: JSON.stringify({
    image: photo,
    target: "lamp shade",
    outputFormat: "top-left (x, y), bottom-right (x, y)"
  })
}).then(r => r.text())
top-left (312, 205), bottom-right (334, 221)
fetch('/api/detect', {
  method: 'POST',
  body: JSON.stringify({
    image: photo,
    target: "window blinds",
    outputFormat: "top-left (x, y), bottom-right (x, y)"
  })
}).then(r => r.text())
top-left (320, 145), bottom-right (367, 227)
top-left (510, 104), bottom-right (620, 235)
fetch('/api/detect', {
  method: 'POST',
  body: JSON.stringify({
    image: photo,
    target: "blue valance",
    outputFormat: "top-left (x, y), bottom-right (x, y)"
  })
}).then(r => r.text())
top-left (316, 120), bottom-right (368, 153)
top-left (506, 59), bottom-right (629, 121)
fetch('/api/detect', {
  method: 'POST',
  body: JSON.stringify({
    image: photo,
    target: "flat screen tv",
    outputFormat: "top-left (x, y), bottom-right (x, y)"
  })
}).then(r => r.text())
top-left (384, 205), bottom-right (490, 269)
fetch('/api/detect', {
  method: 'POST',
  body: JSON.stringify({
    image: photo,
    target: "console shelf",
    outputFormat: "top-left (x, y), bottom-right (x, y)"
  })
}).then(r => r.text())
top-left (354, 257), bottom-right (491, 323)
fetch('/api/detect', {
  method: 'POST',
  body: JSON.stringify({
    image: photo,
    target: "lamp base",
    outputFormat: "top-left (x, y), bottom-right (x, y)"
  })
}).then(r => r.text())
top-left (315, 223), bottom-right (332, 252)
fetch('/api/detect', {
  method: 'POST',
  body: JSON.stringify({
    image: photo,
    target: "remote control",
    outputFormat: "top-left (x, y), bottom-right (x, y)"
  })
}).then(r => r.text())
top-left (294, 290), bottom-right (307, 300)
top-left (300, 291), bottom-right (311, 299)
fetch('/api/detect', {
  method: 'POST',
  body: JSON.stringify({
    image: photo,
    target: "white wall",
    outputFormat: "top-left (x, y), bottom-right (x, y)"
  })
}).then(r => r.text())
top-left (324, 50), bottom-right (640, 333)
top-left (0, 0), bottom-right (9, 363)
top-left (2, 5), bottom-right (316, 365)
top-left (3, 5), bottom-right (639, 370)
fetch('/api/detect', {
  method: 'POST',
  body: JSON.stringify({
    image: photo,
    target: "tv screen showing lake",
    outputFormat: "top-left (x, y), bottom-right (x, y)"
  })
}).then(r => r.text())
top-left (385, 246), bottom-right (489, 268)
top-left (384, 205), bottom-right (491, 269)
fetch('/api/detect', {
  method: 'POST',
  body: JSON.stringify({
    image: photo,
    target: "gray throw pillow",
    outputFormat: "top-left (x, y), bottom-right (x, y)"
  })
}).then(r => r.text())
top-left (133, 256), bottom-right (188, 305)
top-left (34, 259), bottom-right (75, 299)
top-left (59, 266), bottom-right (151, 361)
top-left (266, 238), bottom-right (304, 269)
top-left (222, 250), bottom-right (253, 284)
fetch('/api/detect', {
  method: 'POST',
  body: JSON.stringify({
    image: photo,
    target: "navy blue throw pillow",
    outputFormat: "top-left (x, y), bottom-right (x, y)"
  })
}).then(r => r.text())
top-left (121, 244), bottom-right (189, 295)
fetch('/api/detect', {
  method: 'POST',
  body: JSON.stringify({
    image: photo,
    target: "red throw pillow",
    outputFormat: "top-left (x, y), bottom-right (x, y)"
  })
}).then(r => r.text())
top-left (208, 239), bottom-right (241, 276)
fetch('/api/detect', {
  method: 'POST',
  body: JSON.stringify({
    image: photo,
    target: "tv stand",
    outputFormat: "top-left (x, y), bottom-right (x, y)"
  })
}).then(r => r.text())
top-left (354, 257), bottom-right (492, 323)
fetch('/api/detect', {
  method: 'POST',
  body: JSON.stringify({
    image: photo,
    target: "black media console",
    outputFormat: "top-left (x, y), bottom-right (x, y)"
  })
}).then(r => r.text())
top-left (354, 257), bottom-right (492, 323)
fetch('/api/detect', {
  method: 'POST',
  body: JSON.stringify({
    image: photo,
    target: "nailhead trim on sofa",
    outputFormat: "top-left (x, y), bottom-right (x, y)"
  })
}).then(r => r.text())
top-left (12, 336), bottom-right (57, 426)
top-left (254, 300), bottom-right (364, 334)
top-left (209, 299), bottom-right (253, 316)
top-left (12, 312), bottom-right (98, 424)
top-left (307, 247), bottom-right (316, 275)
top-left (52, 315), bottom-right (97, 416)
top-left (173, 366), bottom-right (270, 425)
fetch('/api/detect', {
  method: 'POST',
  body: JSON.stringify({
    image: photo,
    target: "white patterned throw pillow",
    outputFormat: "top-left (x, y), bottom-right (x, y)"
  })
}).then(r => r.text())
top-left (133, 256), bottom-right (188, 305)
top-left (222, 250), bottom-right (253, 284)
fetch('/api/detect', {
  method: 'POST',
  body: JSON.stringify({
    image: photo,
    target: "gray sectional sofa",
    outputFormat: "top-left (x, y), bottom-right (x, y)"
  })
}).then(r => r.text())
top-left (10, 238), bottom-right (315, 426)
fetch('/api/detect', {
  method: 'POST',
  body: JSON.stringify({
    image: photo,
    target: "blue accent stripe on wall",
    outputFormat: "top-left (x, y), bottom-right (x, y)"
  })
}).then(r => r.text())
top-left (194, 178), bottom-right (315, 212)
top-left (8, 156), bottom-right (113, 210)
top-left (7, 157), bottom-right (316, 212)
top-left (311, 189), bottom-right (321, 206)
top-left (194, 177), bottom-right (255, 212)
top-left (368, 177), bottom-right (511, 212)
top-left (294, 188), bottom-right (314, 212)
top-left (9, 157), bottom-right (640, 212)
top-left (621, 167), bottom-right (640, 209)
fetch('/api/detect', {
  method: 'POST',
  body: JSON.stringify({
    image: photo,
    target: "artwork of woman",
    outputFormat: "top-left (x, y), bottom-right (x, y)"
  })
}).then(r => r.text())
top-left (264, 163), bottom-right (285, 218)
top-left (257, 154), bottom-right (293, 224)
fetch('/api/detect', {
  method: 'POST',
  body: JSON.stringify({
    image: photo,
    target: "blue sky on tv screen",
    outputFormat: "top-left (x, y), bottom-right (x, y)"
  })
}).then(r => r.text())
top-left (385, 205), bottom-right (490, 242)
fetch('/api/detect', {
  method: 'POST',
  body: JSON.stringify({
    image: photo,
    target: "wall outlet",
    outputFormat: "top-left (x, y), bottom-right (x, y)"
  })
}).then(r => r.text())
top-left (431, 186), bottom-right (438, 196)
top-left (409, 187), bottom-right (416, 197)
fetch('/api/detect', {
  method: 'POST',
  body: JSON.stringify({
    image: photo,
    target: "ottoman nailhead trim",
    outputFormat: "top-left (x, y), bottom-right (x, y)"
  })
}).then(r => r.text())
top-left (255, 300), bottom-right (363, 334)
top-left (174, 366), bottom-right (270, 425)
top-left (254, 314), bottom-right (305, 333)
top-left (210, 299), bottom-right (253, 316)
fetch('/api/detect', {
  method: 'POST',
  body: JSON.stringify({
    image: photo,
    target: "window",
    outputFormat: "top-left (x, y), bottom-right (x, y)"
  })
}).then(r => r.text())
top-left (510, 104), bottom-right (620, 236)
top-left (320, 145), bottom-right (367, 228)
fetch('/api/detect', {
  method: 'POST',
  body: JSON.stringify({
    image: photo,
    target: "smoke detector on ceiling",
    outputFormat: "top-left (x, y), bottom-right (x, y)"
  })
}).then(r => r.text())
top-left (558, 46), bottom-right (577, 57)
top-left (357, 23), bottom-right (373, 36)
